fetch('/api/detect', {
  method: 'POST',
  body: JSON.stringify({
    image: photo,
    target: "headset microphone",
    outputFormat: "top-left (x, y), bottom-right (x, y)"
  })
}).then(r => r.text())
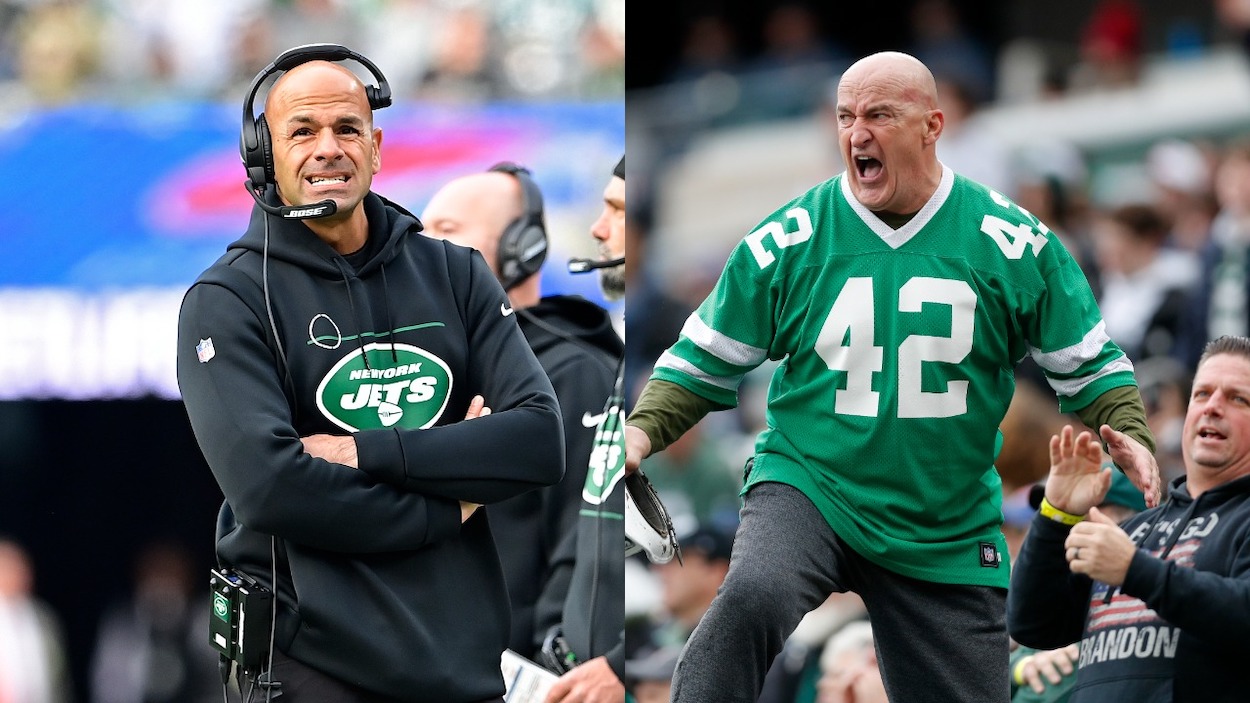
top-left (567, 256), bottom-right (624, 273)
top-left (245, 180), bottom-right (338, 220)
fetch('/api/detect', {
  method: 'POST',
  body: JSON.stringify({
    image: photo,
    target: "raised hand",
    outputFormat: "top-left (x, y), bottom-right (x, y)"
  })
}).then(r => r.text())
top-left (1044, 425), bottom-right (1111, 516)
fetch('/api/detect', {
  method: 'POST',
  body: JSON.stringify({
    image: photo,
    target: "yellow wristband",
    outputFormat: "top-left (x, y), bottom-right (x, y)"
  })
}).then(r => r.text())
top-left (1039, 497), bottom-right (1086, 525)
top-left (1012, 655), bottom-right (1033, 686)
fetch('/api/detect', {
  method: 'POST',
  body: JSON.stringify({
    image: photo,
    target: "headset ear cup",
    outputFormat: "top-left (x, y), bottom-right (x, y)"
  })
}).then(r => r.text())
top-left (258, 114), bottom-right (276, 184)
top-left (244, 115), bottom-right (270, 189)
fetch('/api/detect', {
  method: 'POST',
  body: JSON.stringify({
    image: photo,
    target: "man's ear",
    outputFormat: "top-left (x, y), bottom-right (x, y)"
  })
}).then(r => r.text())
top-left (372, 127), bottom-right (383, 174)
top-left (923, 109), bottom-right (944, 146)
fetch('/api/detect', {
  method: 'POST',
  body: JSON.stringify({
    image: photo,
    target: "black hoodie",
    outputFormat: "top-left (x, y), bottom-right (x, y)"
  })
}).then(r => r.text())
top-left (176, 192), bottom-right (564, 701)
top-left (1008, 473), bottom-right (1250, 702)
top-left (489, 295), bottom-right (623, 658)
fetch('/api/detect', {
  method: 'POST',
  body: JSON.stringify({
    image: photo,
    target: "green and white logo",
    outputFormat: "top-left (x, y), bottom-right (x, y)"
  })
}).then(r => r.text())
top-left (316, 343), bottom-right (453, 432)
top-left (582, 400), bottom-right (626, 505)
top-left (213, 593), bottom-right (230, 622)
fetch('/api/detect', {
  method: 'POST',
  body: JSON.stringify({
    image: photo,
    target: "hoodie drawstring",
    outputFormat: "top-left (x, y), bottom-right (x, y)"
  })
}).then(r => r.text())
top-left (333, 258), bottom-right (372, 371)
top-left (380, 263), bottom-right (398, 362)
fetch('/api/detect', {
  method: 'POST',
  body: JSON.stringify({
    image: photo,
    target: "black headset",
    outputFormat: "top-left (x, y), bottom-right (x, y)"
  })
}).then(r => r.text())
top-left (240, 43), bottom-right (392, 196)
top-left (488, 162), bottom-right (548, 290)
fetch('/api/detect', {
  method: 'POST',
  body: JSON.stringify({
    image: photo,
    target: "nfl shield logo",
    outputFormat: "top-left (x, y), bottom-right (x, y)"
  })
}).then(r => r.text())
top-left (979, 541), bottom-right (1000, 568)
top-left (196, 338), bottom-right (216, 363)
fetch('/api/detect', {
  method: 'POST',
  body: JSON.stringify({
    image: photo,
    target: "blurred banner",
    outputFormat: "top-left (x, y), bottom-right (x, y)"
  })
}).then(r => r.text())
top-left (0, 101), bottom-right (623, 399)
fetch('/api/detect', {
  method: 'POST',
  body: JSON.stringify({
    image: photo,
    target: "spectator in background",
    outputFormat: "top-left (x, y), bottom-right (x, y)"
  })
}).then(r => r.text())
top-left (933, 73), bottom-right (1013, 196)
top-left (758, 592), bottom-right (868, 703)
top-left (1146, 139), bottom-right (1218, 254)
top-left (814, 621), bottom-right (887, 703)
top-left (12, 0), bottom-right (100, 104)
top-left (1068, 0), bottom-right (1144, 93)
top-left (1177, 139), bottom-right (1250, 368)
top-left (1010, 338), bottom-right (1250, 701)
top-left (908, 0), bottom-right (995, 105)
top-left (0, 538), bottom-right (71, 703)
top-left (1090, 203), bottom-right (1197, 363)
top-left (417, 4), bottom-right (496, 102)
top-left (666, 11), bottom-right (739, 84)
top-left (645, 524), bottom-right (734, 651)
top-left (90, 541), bottom-right (220, 703)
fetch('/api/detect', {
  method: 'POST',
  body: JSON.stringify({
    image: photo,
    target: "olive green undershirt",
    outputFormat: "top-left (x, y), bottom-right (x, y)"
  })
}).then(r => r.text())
top-left (626, 379), bottom-right (1155, 464)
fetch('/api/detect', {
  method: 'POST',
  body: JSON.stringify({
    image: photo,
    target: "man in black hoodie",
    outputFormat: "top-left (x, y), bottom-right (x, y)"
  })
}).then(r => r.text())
top-left (177, 49), bottom-right (564, 703)
top-left (1009, 334), bottom-right (1250, 701)
top-left (544, 157), bottom-right (628, 703)
top-left (421, 164), bottom-right (623, 661)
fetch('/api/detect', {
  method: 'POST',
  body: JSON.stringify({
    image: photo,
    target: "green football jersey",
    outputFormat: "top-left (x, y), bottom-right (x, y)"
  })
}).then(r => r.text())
top-left (651, 167), bottom-right (1136, 588)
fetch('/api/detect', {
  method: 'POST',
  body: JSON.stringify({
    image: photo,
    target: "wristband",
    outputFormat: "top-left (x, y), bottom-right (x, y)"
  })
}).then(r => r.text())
top-left (1012, 655), bottom-right (1033, 686)
top-left (1039, 497), bottom-right (1086, 525)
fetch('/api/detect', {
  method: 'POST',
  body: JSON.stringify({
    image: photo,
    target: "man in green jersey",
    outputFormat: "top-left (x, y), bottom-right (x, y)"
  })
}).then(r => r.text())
top-left (624, 51), bottom-right (1162, 703)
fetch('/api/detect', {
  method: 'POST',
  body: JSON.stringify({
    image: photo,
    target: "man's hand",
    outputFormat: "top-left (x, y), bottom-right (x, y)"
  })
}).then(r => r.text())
top-left (465, 394), bottom-right (492, 420)
top-left (1100, 424), bottom-right (1162, 508)
top-left (1044, 425), bottom-right (1110, 515)
top-left (1016, 644), bottom-right (1078, 694)
top-left (544, 656), bottom-right (623, 703)
top-left (1065, 506), bottom-right (1136, 585)
top-left (624, 425), bottom-right (651, 477)
top-left (300, 435), bottom-right (359, 469)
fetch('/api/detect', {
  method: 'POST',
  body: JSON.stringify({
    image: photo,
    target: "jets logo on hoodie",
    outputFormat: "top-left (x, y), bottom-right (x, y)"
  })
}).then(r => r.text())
top-left (583, 392), bottom-right (626, 506)
top-left (315, 342), bottom-right (453, 431)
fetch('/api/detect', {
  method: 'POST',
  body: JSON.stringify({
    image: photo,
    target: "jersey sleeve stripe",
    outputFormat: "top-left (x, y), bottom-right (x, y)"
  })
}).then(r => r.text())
top-left (653, 349), bottom-right (743, 391)
top-left (1028, 320), bottom-right (1119, 374)
top-left (680, 313), bottom-right (769, 368)
top-left (1043, 356), bottom-right (1135, 398)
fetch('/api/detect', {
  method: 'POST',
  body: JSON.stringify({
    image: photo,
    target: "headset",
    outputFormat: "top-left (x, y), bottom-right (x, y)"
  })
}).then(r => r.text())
top-left (487, 162), bottom-right (549, 290)
top-left (240, 43), bottom-right (393, 219)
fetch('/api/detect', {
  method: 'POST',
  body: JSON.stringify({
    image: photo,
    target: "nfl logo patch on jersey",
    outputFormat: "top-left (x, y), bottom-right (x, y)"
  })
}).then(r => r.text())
top-left (979, 541), bottom-right (1000, 568)
top-left (196, 338), bottom-right (216, 363)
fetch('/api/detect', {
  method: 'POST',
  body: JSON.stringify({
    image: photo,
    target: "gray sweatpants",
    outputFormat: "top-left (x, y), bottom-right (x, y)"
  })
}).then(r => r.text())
top-left (671, 481), bottom-right (1009, 703)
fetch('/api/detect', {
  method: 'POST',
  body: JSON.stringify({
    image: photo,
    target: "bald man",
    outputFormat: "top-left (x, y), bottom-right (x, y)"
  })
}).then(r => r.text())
top-left (422, 167), bottom-right (622, 665)
top-left (178, 48), bottom-right (563, 702)
top-left (625, 51), bottom-right (1160, 702)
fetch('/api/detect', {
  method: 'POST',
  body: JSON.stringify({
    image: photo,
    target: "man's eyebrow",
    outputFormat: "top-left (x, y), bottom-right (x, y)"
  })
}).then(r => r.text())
top-left (284, 114), bottom-right (366, 127)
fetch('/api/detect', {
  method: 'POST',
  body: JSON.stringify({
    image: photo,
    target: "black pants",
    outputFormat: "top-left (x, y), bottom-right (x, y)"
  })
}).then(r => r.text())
top-left (243, 649), bottom-right (506, 703)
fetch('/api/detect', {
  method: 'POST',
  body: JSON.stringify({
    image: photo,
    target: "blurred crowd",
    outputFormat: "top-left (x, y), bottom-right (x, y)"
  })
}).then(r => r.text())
top-left (623, 0), bottom-right (1250, 701)
top-left (0, 0), bottom-right (623, 111)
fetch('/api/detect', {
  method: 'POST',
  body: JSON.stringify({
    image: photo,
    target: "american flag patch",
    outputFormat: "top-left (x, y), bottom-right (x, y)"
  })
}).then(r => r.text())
top-left (196, 338), bottom-right (216, 363)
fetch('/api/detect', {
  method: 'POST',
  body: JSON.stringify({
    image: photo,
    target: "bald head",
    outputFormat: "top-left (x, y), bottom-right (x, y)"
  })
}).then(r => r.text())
top-left (266, 61), bottom-right (373, 123)
top-left (421, 171), bottom-right (526, 277)
top-left (838, 52), bottom-right (938, 111)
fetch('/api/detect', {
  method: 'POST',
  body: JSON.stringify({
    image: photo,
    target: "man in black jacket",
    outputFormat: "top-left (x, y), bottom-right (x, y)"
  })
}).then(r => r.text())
top-left (1009, 335), bottom-right (1250, 702)
top-left (422, 164), bottom-right (622, 660)
top-left (177, 48), bottom-right (563, 703)
top-left (545, 157), bottom-right (628, 703)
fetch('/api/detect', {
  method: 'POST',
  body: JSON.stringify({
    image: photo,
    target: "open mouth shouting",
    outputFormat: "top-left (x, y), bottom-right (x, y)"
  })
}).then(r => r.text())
top-left (854, 155), bottom-right (884, 183)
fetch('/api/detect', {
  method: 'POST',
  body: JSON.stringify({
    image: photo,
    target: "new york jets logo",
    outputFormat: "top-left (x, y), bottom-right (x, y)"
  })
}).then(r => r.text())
top-left (213, 593), bottom-right (230, 622)
top-left (582, 400), bottom-right (626, 505)
top-left (315, 343), bottom-right (453, 432)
